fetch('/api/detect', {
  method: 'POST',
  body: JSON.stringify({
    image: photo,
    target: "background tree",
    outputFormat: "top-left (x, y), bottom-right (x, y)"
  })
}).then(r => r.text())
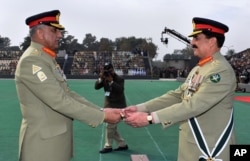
top-left (17, 32), bottom-right (159, 60)
top-left (181, 46), bottom-right (193, 56)
top-left (82, 33), bottom-right (98, 51)
top-left (137, 38), bottom-right (157, 58)
top-left (98, 38), bottom-right (113, 51)
top-left (60, 35), bottom-right (81, 53)
top-left (20, 35), bottom-right (31, 51)
top-left (0, 35), bottom-right (11, 49)
top-left (59, 31), bottom-right (82, 54)
top-left (114, 36), bottom-right (158, 58)
top-left (115, 37), bottom-right (131, 51)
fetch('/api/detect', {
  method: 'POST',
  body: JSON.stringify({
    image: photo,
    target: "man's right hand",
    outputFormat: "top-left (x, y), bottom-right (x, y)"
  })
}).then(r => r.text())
top-left (103, 108), bottom-right (122, 124)
top-left (123, 106), bottom-right (138, 117)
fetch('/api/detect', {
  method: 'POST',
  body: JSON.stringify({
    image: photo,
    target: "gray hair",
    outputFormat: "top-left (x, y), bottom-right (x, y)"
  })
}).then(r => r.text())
top-left (29, 24), bottom-right (46, 37)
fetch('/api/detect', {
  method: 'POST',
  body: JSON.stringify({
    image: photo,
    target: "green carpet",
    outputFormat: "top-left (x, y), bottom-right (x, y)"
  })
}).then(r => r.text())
top-left (0, 79), bottom-right (249, 161)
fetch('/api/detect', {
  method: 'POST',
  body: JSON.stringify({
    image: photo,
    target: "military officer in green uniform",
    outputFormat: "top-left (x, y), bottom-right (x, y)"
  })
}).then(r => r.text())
top-left (15, 10), bottom-right (122, 161)
top-left (124, 17), bottom-right (236, 161)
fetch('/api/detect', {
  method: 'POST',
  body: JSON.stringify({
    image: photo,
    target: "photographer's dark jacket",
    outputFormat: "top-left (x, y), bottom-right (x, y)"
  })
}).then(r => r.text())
top-left (95, 74), bottom-right (127, 108)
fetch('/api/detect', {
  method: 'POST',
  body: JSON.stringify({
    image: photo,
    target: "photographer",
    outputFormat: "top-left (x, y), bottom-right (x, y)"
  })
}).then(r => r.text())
top-left (94, 62), bottom-right (128, 153)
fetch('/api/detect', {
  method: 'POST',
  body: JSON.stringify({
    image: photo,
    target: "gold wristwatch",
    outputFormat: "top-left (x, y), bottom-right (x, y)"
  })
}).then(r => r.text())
top-left (147, 113), bottom-right (153, 124)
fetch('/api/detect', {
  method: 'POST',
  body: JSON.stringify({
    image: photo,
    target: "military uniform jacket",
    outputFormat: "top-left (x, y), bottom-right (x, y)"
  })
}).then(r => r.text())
top-left (138, 52), bottom-right (236, 161)
top-left (95, 74), bottom-right (127, 108)
top-left (15, 42), bottom-right (104, 161)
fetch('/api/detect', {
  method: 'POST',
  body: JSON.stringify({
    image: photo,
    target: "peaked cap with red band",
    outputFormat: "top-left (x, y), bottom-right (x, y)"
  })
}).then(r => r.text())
top-left (188, 17), bottom-right (228, 37)
top-left (25, 10), bottom-right (64, 30)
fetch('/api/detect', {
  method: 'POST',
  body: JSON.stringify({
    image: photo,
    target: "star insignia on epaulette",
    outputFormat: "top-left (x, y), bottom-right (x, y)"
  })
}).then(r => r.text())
top-left (210, 74), bottom-right (221, 83)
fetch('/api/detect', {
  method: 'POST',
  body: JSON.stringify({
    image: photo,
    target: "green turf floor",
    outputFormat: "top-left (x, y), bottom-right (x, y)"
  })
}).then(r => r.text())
top-left (0, 79), bottom-right (249, 161)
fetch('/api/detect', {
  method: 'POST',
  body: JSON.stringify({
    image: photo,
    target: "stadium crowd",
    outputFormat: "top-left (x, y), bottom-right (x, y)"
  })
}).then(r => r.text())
top-left (226, 50), bottom-right (250, 84)
top-left (0, 49), bottom-right (249, 84)
top-left (0, 50), bottom-right (20, 75)
top-left (70, 51), bottom-right (148, 76)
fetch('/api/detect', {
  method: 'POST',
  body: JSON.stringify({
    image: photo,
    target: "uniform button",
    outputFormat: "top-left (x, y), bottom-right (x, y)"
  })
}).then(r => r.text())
top-left (164, 121), bottom-right (172, 125)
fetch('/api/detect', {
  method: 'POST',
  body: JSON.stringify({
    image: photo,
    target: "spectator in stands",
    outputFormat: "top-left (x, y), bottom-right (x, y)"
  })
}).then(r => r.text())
top-left (239, 68), bottom-right (249, 83)
top-left (95, 62), bottom-right (128, 153)
top-left (123, 17), bottom-right (236, 161)
top-left (227, 51), bottom-right (250, 84)
top-left (15, 10), bottom-right (121, 161)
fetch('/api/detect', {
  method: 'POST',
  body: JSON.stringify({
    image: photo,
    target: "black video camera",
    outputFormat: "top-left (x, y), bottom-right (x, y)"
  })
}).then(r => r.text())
top-left (103, 70), bottom-right (112, 77)
top-left (103, 62), bottom-right (113, 77)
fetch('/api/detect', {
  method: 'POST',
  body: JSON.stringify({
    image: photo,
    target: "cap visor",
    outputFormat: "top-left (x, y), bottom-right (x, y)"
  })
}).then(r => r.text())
top-left (188, 30), bottom-right (202, 37)
top-left (50, 23), bottom-right (64, 30)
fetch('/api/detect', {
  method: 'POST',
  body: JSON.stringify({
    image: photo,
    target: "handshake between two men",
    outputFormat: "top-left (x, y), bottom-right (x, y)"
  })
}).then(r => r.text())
top-left (103, 106), bottom-right (152, 127)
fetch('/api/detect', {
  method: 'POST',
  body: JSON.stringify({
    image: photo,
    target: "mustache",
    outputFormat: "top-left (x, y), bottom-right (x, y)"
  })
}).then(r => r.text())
top-left (192, 45), bottom-right (198, 48)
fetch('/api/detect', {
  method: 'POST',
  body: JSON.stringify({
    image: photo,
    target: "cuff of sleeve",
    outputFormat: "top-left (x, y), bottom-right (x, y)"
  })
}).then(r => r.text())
top-left (151, 112), bottom-right (160, 123)
top-left (102, 112), bottom-right (105, 123)
top-left (136, 103), bottom-right (148, 112)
